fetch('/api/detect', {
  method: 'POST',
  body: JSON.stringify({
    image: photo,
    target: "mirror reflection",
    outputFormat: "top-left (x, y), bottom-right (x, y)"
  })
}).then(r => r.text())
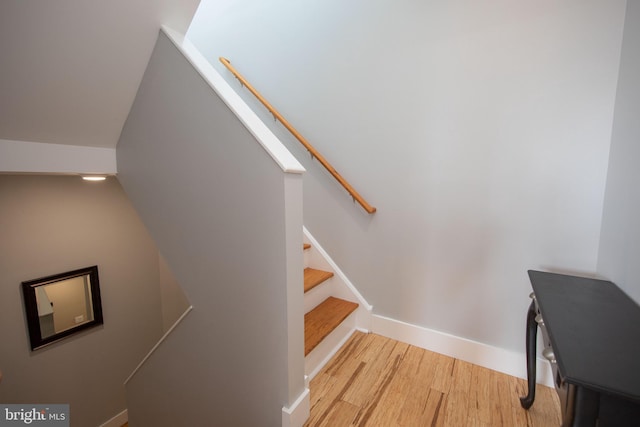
top-left (35, 274), bottom-right (95, 339)
top-left (22, 266), bottom-right (103, 350)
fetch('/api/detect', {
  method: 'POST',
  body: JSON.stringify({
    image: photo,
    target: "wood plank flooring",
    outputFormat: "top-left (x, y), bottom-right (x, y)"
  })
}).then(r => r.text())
top-left (305, 331), bottom-right (561, 427)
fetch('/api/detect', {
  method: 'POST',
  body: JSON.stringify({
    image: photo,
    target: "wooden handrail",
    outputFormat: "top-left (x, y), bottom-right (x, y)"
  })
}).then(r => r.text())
top-left (219, 57), bottom-right (376, 214)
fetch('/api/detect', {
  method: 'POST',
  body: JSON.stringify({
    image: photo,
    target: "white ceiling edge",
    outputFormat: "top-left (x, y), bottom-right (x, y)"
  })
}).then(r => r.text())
top-left (0, 139), bottom-right (116, 175)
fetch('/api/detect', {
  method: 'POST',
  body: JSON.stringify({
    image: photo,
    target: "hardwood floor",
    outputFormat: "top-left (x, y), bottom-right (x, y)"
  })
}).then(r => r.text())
top-left (305, 331), bottom-right (561, 426)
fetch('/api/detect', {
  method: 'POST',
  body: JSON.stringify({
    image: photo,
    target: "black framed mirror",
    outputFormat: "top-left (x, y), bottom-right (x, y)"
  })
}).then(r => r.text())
top-left (22, 266), bottom-right (103, 350)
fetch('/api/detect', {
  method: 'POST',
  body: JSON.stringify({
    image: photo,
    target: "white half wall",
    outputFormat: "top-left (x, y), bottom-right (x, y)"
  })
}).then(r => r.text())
top-left (117, 29), bottom-right (305, 427)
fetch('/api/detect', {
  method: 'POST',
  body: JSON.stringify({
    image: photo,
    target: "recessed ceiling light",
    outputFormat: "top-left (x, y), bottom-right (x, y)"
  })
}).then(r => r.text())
top-left (82, 176), bottom-right (107, 182)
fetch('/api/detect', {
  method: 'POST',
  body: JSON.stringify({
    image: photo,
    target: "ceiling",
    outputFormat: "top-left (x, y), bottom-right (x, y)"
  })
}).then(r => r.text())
top-left (0, 0), bottom-right (201, 149)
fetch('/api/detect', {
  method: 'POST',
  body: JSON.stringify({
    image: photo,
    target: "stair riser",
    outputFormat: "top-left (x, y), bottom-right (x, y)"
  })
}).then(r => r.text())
top-left (304, 280), bottom-right (335, 314)
top-left (304, 246), bottom-right (310, 269)
top-left (305, 244), bottom-right (332, 273)
top-left (302, 228), bottom-right (373, 379)
top-left (304, 310), bottom-right (358, 380)
top-left (303, 227), bottom-right (372, 313)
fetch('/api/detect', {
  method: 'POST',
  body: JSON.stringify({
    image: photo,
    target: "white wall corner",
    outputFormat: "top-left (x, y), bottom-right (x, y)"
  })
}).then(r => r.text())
top-left (97, 409), bottom-right (127, 427)
top-left (372, 314), bottom-right (554, 388)
top-left (282, 388), bottom-right (310, 427)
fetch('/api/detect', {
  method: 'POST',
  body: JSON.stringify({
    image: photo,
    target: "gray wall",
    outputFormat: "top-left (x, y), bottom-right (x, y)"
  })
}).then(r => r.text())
top-left (598, 1), bottom-right (640, 303)
top-left (119, 31), bottom-right (302, 426)
top-left (0, 175), bottom-right (164, 427)
top-left (187, 1), bottom-right (626, 351)
top-left (158, 253), bottom-right (189, 332)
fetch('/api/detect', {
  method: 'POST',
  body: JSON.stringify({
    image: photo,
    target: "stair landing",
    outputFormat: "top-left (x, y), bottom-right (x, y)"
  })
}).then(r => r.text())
top-left (304, 296), bottom-right (358, 356)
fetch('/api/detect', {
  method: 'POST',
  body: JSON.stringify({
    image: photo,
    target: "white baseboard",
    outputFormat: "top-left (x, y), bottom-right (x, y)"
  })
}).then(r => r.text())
top-left (372, 314), bottom-right (554, 388)
top-left (300, 228), bottom-right (549, 389)
top-left (98, 409), bottom-right (127, 427)
top-left (282, 388), bottom-right (310, 427)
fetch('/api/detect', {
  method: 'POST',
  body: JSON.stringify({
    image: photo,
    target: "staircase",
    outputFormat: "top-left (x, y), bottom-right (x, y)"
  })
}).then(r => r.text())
top-left (305, 296), bottom-right (358, 355)
top-left (302, 229), bottom-right (371, 379)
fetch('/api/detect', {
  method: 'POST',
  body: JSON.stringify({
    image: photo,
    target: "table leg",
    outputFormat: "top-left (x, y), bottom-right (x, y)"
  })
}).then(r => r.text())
top-left (571, 388), bottom-right (599, 427)
top-left (520, 299), bottom-right (537, 409)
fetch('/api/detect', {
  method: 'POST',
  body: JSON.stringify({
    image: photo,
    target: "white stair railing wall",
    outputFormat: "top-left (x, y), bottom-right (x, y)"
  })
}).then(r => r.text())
top-left (117, 28), bottom-right (307, 427)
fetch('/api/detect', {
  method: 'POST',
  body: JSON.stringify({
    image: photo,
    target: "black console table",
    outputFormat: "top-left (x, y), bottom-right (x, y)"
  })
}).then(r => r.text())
top-left (521, 270), bottom-right (640, 426)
